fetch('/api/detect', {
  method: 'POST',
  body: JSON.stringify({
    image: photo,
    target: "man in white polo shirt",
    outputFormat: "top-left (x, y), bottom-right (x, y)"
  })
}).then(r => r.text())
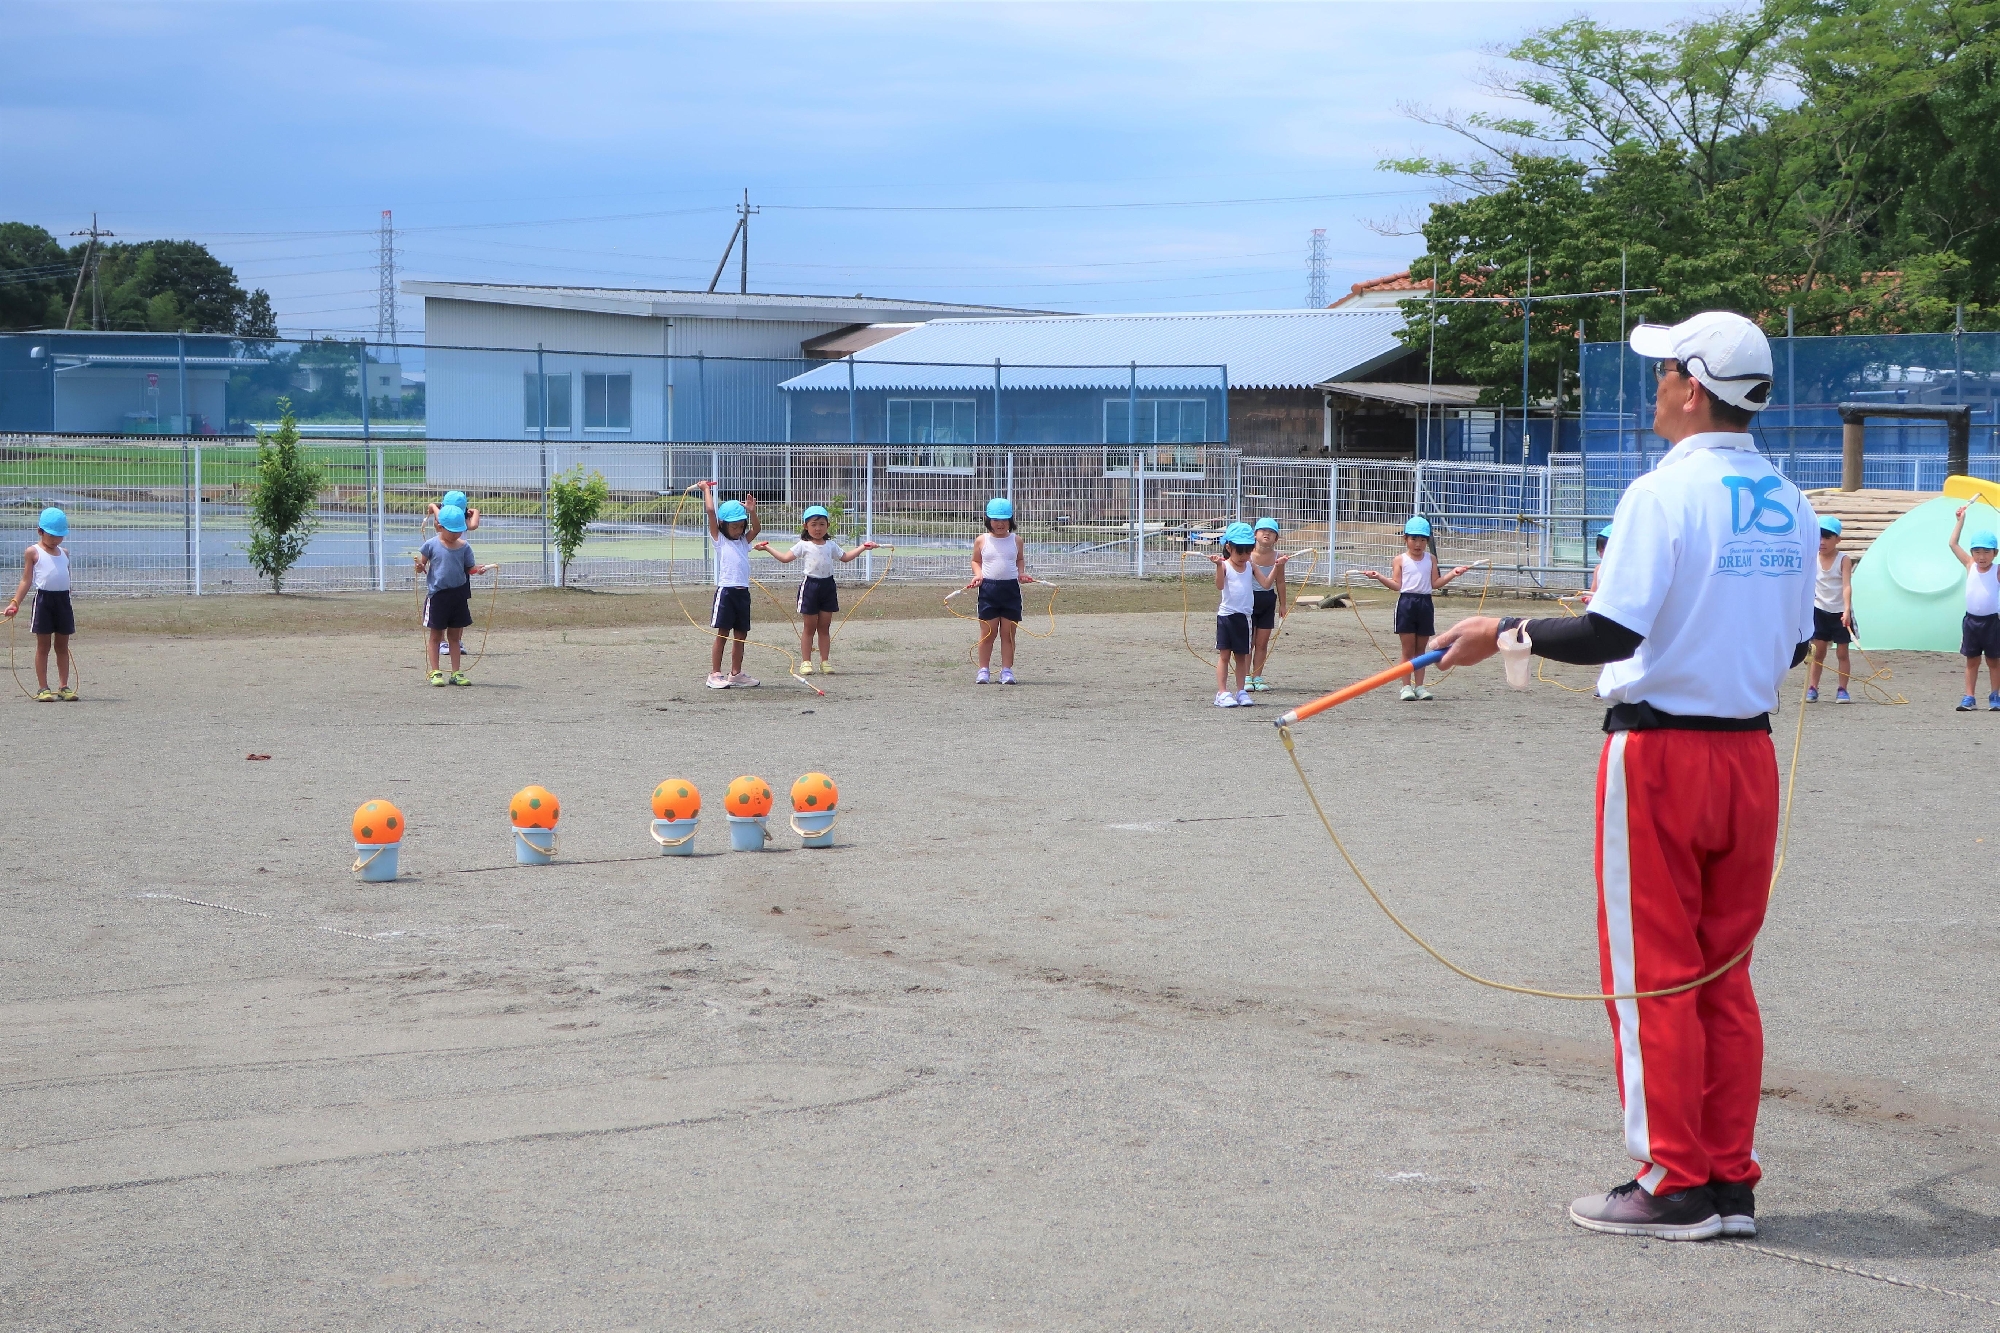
top-left (1433, 311), bottom-right (1817, 1241)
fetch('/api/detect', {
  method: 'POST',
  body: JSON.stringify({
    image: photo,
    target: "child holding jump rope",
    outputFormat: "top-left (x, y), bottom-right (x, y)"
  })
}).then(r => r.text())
top-left (1358, 516), bottom-right (1472, 701)
top-left (702, 481), bottom-right (760, 689)
top-left (1949, 504), bottom-right (2000, 711)
top-left (5, 507), bottom-right (78, 702)
top-left (755, 505), bottom-right (877, 675)
top-left (1247, 516), bottom-right (1288, 691)
top-left (969, 497), bottom-right (1036, 684)
top-left (426, 489), bottom-right (480, 531)
top-left (1210, 521), bottom-right (1283, 707)
top-left (414, 505), bottom-right (495, 686)
top-left (1806, 516), bottom-right (1854, 704)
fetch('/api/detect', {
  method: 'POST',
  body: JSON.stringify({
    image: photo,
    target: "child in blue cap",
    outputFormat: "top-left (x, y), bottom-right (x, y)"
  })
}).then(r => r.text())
top-left (701, 481), bottom-right (760, 688)
top-left (1948, 504), bottom-right (2000, 710)
top-left (1247, 516), bottom-right (1288, 690)
top-left (757, 504), bottom-right (876, 675)
top-left (970, 497), bottom-right (1036, 684)
top-left (426, 489), bottom-right (480, 532)
top-left (1806, 516), bottom-right (1853, 704)
top-left (414, 505), bottom-right (494, 686)
top-left (4, 506), bottom-right (78, 701)
top-left (1358, 516), bottom-right (1473, 700)
top-left (1208, 521), bottom-right (1284, 707)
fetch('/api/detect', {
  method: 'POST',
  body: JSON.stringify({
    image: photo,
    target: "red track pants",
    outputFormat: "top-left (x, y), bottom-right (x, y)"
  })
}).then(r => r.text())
top-left (1595, 728), bottom-right (1778, 1195)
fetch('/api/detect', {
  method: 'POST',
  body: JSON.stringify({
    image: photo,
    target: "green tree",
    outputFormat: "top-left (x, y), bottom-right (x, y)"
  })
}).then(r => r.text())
top-left (65, 237), bottom-right (275, 335)
top-left (548, 465), bottom-right (609, 587)
top-left (0, 223), bottom-right (73, 331)
top-left (245, 398), bottom-right (326, 593)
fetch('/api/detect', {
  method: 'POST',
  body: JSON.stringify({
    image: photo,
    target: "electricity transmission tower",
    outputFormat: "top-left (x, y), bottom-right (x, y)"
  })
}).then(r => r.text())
top-left (66, 214), bottom-right (114, 329)
top-left (1307, 229), bottom-right (1328, 308)
top-left (377, 210), bottom-right (398, 350)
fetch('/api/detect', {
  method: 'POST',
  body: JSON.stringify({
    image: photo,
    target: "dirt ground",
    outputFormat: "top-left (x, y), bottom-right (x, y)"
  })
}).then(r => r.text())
top-left (2, 587), bottom-right (1995, 1330)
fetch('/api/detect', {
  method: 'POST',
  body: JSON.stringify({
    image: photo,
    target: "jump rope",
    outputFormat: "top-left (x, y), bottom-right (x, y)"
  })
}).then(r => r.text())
top-left (941, 527), bottom-right (1058, 661)
top-left (413, 511), bottom-right (502, 680)
top-left (7, 603), bottom-right (80, 701)
top-left (1177, 540), bottom-right (1319, 669)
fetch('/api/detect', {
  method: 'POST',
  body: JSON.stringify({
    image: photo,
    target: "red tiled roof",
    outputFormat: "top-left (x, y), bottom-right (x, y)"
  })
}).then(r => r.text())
top-left (1328, 271), bottom-right (1434, 308)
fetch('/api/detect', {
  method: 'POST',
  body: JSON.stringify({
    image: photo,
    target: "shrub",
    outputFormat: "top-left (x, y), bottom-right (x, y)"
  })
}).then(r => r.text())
top-left (245, 397), bottom-right (325, 592)
top-left (549, 464), bottom-right (609, 587)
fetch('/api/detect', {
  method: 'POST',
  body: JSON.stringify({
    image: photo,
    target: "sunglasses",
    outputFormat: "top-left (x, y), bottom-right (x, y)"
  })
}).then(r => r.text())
top-left (1653, 356), bottom-right (1772, 404)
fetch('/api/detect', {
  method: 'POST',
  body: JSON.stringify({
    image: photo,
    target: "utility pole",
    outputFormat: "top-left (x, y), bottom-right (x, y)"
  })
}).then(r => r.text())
top-left (705, 189), bottom-right (760, 294)
top-left (66, 214), bottom-right (113, 330)
top-left (1307, 228), bottom-right (1327, 308)
top-left (376, 210), bottom-right (398, 351)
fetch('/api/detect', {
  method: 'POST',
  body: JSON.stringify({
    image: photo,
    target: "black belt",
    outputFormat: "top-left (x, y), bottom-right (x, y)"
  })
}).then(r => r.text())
top-left (1603, 701), bottom-right (1770, 734)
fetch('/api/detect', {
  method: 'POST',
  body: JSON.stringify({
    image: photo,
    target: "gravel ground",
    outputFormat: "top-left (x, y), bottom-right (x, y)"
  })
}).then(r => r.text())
top-left (2, 593), bottom-right (1995, 1330)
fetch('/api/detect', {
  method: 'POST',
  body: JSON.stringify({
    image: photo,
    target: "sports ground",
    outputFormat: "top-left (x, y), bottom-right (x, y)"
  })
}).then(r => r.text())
top-left (2, 588), bottom-right (1995, 1329)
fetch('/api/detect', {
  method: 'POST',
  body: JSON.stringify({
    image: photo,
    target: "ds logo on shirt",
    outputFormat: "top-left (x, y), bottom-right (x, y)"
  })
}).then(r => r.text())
top-left (1715, 474), bottom-right (1804, 578)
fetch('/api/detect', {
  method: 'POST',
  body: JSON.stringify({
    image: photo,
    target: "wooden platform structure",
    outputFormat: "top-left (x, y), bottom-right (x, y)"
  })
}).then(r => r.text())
top-left (1802, 488), bottom-right (1932, 555)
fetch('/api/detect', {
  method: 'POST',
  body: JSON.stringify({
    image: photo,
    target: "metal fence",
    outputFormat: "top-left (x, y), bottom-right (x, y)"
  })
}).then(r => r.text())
top-left (3, 437), bottom-right (1616, 597)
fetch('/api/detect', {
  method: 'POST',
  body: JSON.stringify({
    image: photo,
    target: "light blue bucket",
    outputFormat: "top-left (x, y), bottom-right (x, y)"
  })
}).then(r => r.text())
top-left (353, 841), bottom-right (400, 882)
top-left (513, 825), bottom-right (556, 865)
top-left (727, 814), bottom-right (769, 852)
top-left (791, 808), bottom-right (837, 849)
top-left (652, 816), bottom-right (698, 856)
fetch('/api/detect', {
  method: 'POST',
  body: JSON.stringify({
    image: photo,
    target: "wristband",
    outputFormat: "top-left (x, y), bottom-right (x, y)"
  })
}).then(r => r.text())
top-left (1497, 616), bottom-right (1523, 636)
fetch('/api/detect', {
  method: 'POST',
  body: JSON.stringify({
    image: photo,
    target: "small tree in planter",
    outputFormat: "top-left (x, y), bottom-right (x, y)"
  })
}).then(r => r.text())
top-left (549, 464), bottom-right (609, 587)
top-left (245, 397), bottom-right (326, 593)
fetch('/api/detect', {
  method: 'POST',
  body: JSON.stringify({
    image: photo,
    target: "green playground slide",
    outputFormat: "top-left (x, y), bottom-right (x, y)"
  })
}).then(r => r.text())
top-left (1850, 493), bottom-right (1995, 651)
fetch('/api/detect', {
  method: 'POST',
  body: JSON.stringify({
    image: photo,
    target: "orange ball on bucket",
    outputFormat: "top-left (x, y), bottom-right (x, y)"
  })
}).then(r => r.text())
top-left (510, 785), bottom-right (560, 829)
top-left (651, 778), bottom-right (700, 822)
top-left (791, 772), bottom-right (838, 812)
top-left (352, 800), bottom-right (404, 844)
top-left (726, 775), bottom-right (774, 818)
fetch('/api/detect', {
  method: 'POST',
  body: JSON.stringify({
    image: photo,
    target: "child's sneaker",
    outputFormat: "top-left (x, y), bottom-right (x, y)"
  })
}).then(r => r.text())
top-left (797, 660), bottom-right (814, 675)
top-left (1000, 668), bottom-right (1016, 685)
top-left (34, 688), bottom-right (57, 702)
top-left (706, 671), bottom-right (732, 689)
top-left (1215, 690), bottom-right (1239, 708)
top-left (1234, 689), bottom-right (1255, 706)
top-left (450, 672), bottom-right (470, 687)
top-left (429, 670), bottom-right (447, 687)
top-left (1414, 686), bottom-right (1434, 701)
top-left (1248, 675), bottom-right (1268, 691)
top-left (1399, 685), bottom-right (1417, 701)
top-left (818, 661), bottom-right (834, 675)
top-left (1959, 694), bottom-right (1978, 711)
top-left (1805, 685), bottom-right (1818, 703)
top-left (57, 686), bottom-right (77, 702)
top-left (1836, 689), bottom-right (1852, 704)
top-left (1989, 691), bottom-right (2000, 711)
top-left (729, 672), bottom-right (759, 688)
top-left (976, 667), bottom-right (991, 684)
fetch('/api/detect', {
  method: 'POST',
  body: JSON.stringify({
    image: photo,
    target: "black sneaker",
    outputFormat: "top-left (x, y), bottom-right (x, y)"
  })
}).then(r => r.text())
top-left (1710, 1180), bottom-right (1756, 1237)
top-left (1568, 1179), bottom-right (1721, 1240)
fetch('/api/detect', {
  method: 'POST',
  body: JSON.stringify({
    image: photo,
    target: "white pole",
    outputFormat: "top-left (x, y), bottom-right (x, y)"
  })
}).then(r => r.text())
top-left (863, 451), bottom-right (875, 582)
top-left (192, 443), bottom-right (202, 595)
top-left (375, 444), bottom-right (386, 591)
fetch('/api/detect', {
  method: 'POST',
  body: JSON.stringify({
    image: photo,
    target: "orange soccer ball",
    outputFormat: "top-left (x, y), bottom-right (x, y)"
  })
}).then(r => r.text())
top-left (791, 772), bottom-right (838, 812)
top-left (726, 775), bottom-right (774, 818)
top-left (510, 785), bottom-right (561, 829)
top-left (352, 800), bottom-right (404, 844)
top-left (651, 778), bottom-right (701, 822)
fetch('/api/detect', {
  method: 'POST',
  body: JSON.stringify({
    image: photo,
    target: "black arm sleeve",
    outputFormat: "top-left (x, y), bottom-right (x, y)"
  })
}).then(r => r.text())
top-left (1519, 612), bottom-right (1646, 666)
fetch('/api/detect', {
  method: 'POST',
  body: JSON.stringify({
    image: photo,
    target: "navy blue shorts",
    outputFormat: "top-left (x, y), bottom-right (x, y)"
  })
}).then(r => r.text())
top-left (1813, 607), bottom-right (1852, 646)
top-left (1251, 588), bottom-right (1278, 631)
top-left (1963, 612), bottom-right (2000, 659)
top-left (711, 585), bottom-right (752, 634)
top-left (1216, 612), bottom-right (1251, 657)
top-left (978, 578), bottom-right (1022, 623)
top-left (1394, 592), bottom-right (1435, 638)
top-left (30, 589), bottom-right (74, 636)
top-left (797, 576), bottom-right (839, 616)
top-left (423, 583), bottom-right (472, 630)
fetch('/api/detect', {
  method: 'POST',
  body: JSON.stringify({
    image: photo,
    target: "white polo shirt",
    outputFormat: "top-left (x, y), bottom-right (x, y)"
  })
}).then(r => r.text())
top-left (1589, 432), bottom-right (1817, 718)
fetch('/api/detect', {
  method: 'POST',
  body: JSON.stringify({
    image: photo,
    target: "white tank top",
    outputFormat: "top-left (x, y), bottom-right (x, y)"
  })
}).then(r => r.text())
top-left (1399, 551), bottom-right (1434, 594)
top-left (791, 538), bottom-right (842, 580)
top-left (1814, 551), bottom-right (1847, 613)
top-left (32, 544), bottom-right (69, 592)
top-left (978, 532), bottom-right (1020, 581)
top-left (1968, 561), bottom-right (2000, 617)
top-left (1218, 560), bottom-right (1257, 616)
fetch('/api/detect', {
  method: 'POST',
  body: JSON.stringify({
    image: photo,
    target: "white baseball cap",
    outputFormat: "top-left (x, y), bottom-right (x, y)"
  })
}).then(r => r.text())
top-left (1629, 311), bottom-right (1774, 412)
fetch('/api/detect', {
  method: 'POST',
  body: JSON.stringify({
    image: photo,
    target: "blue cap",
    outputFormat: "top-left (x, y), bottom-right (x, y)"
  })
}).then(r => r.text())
top-left (37, 506), bottom-right (67, 538)
top-left (1819, 516), bottom-right (1842, 536)
top-left (1972, 530), bottom-right (1999, 551)
top-left (442, 490), bottom-right (468, 511)
top-left (1253, 517), bottom-right (1280, 534)
top-left (802, 505), bottom-right (830, 522)
top-left (438, 505), bottom-right (468, 533)
top-left (718, 500), bottom-right (749, 524)
top-left (985, 497), bottom-right (1014, 521)
top-left (1596, 522), bottom-right (1613, 546)
top-left (1223, 521), bottom-right (1256, 547)
top-left (1403, 516), bottom-right (1432, 538)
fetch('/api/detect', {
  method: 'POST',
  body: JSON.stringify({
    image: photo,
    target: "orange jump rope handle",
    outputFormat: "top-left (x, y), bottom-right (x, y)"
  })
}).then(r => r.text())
top-left (1274, 650), bottom-right (1445, 727)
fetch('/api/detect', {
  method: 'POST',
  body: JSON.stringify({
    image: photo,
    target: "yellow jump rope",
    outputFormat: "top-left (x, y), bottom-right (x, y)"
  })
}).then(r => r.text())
top-left (1177, 542), bottom-right (1319, 669)
top-left (7, 603), bottom-right (80, 701)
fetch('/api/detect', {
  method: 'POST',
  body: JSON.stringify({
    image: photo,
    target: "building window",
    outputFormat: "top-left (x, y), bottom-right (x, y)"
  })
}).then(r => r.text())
top-left (887, 397), bottom-right (977, 472)
top-left (1105, 397), bottom-right (1208, 475)
top-left (583, 372), bottom-right (632, 430)
top-left (524, 371), bottom-right (572, 431)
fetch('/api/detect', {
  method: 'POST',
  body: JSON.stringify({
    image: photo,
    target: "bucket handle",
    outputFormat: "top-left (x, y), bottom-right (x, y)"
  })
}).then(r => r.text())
top-left (351, 844), bottom-right (394, 874)
top-left (789, 809), bottom-right (839, 839)
top-left (514, 825), bottom-right (560, 858)
top-left (650, 820), bottom-right (699, 848)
